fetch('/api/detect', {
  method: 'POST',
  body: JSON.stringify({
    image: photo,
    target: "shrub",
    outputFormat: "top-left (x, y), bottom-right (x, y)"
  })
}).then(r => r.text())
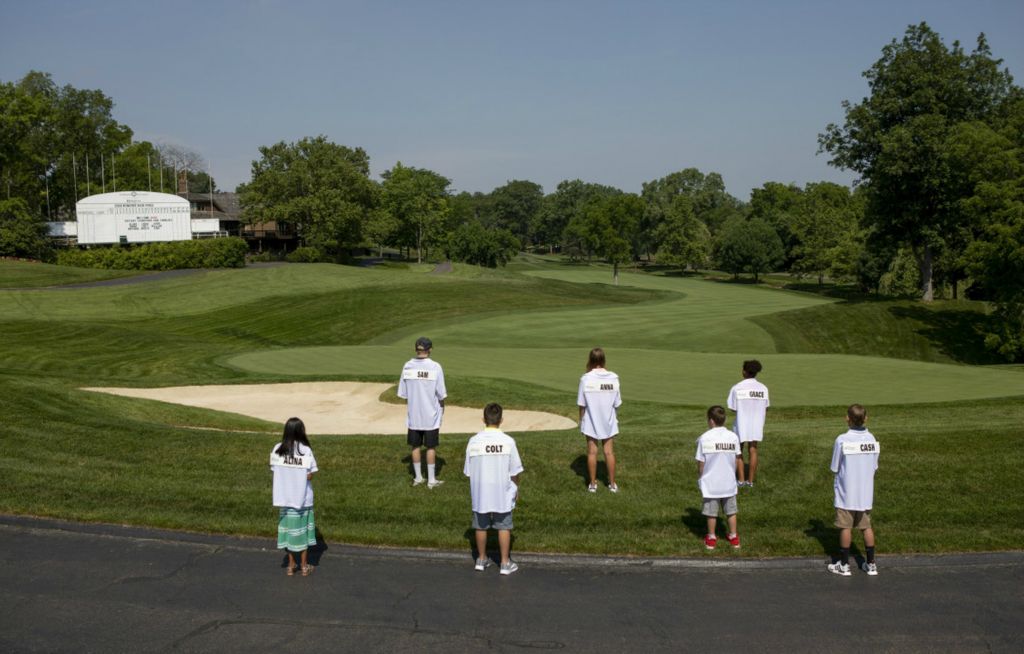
top-left (285, 246), bottom-right (324, 263)
top-left (56, 237), bottom-right (248, 270)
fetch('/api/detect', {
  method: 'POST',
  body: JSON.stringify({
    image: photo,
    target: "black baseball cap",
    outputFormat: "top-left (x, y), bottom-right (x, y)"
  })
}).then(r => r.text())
top-left (415, 337), bottom-right (433, 352)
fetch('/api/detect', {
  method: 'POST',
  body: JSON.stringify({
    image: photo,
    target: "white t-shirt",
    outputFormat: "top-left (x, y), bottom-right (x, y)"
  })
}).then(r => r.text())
top-left (830, 427), bottom-right (879, 511)
top-left (695, 426), bottom-right (741, 499)
top-left (463, 427), bottom-right (524, 514)
top-left (727, 377), bottom-right (769, 443)
top-left (270, 443), bottom-right (318, 509)
top-left (397, 356), bottom-right (447, 430)
top-left (577, 368), bottom-right (621, 440)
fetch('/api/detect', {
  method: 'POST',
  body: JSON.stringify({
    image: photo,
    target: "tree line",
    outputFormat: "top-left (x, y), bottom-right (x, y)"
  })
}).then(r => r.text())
top-left (1, 23), bottom-right (1021, 359)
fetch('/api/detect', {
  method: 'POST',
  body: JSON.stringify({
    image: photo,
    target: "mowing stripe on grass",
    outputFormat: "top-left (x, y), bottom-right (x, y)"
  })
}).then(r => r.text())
top-left (227, 346), bottom-right (1024, 406)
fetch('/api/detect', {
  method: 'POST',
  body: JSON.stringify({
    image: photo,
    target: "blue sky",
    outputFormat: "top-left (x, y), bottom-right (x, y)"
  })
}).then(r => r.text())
top-left (2, 1), bottom-right (1022, 199)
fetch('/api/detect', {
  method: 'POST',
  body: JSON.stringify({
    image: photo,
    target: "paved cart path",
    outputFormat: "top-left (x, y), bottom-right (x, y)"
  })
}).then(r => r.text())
top-left (1, 515), bottom-right (1020, 653)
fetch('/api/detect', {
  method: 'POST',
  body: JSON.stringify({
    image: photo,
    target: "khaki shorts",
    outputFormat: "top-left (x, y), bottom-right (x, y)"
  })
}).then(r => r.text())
top-left (835, 508), bottom-right (872, 530)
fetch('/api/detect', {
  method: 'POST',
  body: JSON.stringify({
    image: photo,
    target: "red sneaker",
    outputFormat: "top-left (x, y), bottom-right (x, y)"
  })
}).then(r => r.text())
top-left (728, 534), bottom-right (741, 549)
top-left (704, 535), bottom-right (717, 550)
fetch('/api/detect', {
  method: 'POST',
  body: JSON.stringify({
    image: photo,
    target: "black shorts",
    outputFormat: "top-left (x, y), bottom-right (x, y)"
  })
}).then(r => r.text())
top-left (407, 429), bottom-right (440, 448)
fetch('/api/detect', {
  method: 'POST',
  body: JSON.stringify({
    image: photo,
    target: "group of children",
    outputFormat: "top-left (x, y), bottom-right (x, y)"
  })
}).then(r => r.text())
top-left (269, 340), bottom-right (880, 578)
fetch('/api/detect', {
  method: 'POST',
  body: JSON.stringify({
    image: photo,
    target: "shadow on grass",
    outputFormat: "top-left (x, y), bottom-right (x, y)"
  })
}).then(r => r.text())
top-left (462, 528), bottom-right (517, 564)
top-left (401, 453), bottom-right (447, 481)
top-left (888, 305), bottom-right (1001, 365)
top-left (681, 508), bottom-right (706, 540)
top-left (569, 455), bottom-right (608, 489)
top-left (804, 518), bottom-right (864, 565)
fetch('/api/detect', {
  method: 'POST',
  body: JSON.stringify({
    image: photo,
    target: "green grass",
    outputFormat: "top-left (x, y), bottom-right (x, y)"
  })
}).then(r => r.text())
top-left (0, 259), bottom-right (140, 288)
top-left (1, 257), bottom-right (1022, 556)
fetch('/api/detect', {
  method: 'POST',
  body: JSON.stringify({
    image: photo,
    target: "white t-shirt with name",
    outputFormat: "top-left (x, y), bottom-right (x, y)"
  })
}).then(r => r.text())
top-left (695, 426), bottom-right (741, 499)
top-left (830, 427), bottom-right (879, 511)
top-left (463, 428), bottom-right (524, 514)
top-left (577, 368), bottom-right (622, 440)
top-left (397, 356), bottom-right (447, 430)
top-left (270, 443), bottom-right (317, 509)
top-left (727, 377), bottom-right (770, 443)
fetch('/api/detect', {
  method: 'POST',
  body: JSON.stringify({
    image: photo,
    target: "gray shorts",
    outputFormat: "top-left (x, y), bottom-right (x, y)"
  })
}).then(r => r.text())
top-left (702, 496), bottom-right (738, 517)
top-left (472, 511), bottom-right (513, 531)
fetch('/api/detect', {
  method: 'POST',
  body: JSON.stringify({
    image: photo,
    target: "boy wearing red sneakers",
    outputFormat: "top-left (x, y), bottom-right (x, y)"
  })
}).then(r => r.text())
top-left (696, 405), bottom-right (741, 550)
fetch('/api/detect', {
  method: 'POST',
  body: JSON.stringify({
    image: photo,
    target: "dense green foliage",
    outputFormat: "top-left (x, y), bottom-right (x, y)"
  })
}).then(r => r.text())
top-left (820, 22), bottom-right (1023, 302)
top-left (0, 198), bottom-right (50, 259)
top-left (55, 237), bottom-right (248, 270)
top-left (1, 260), bottom-right (1022, 556)
top-left (713, 216), bottom-right (784, 281)
top-left (238, 136), bottom-right (377, 258)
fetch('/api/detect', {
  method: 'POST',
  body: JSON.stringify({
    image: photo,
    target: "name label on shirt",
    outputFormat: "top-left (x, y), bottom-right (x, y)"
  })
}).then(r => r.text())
top-left (402, 368), bottom-right (437, 381)
top-left (584, 380), bottom-right (619, 393)
top-left (270, 452), bottom-right (312, 469)
top-left (734, 389), bottom-right (769, 401)
top-left (842, 441), bottom-right (880, 455)
top-left (703, 440), bottom-right (738, 454)
top-left (467, 442), bottom-right (508, 457)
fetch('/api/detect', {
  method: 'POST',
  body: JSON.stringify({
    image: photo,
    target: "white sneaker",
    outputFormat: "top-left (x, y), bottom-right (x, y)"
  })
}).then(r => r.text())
top-left (412, 478), bottom-right (425, 486)
top-left (427, 479), bottom-right (445, 489)
top-left (587, 482), bottom-right (597, 493)
top-left (608, 483), bottom-right (619, 493)
top-left (828, 562), bottom-right (851, 576)
top-left (861, 561), bottom-right (878, 576)
top-left (474, 558), bottom-right (492, 572)
top-left (499, 560), bottom-right (519, 575)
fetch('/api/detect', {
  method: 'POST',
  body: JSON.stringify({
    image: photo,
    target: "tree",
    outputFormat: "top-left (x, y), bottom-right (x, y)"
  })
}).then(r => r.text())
top-left (447, 221), bottom-right (520, 267)
top-left (239, 136), bottom-right (376, 257)
top-left (573, 194), bottom-right (645, 284)
top-left (713, 216), bottom-right (784, 281)
top-left (0, 71), bottom-right (132, 219)
top-left (0, 198), bottom-right (49, 259)
top-left (536, 179), bottom-right (621, 254)
top-left (486, 179), bottom-right (543, 246)
top-left (380, 162), bottom-right (450, 263)
top-left (820, 22), bottom-right (1021, 301)
top-left (363, 207), bottom-right (399, 257)
top-left (642, 168), bottom-right (740, 258)
top-left (748, 182), bottom-right (804, 268)
top-left (961, 97), bottom-right (1024, 359)
top-left (654, 196), bottom-right (711, 272)
top-left (790, 182), bottom-right (862, 284)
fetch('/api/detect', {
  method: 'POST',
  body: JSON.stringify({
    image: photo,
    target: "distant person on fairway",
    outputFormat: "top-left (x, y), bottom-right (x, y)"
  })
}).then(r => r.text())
top-left (465, 403), bottom-right (523, 575)
top-left (696, 405), bottom-right (742, 550)
top-left (577, 347), bottom-right (622, 493)
top-left (828, 404), bottom-right (880, 576)
top-left (398, 336), bottom-right (447, 488)
top-left (270, 417), bottom-right (318, 576)
top-left (727, 359), bottom-right (769, 487)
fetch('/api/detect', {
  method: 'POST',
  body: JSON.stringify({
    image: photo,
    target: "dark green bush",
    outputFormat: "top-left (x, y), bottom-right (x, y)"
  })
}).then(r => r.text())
top-left (56, 237), bottom-right (248, 270)
top-left (285, 246), bottom-right (324, 263)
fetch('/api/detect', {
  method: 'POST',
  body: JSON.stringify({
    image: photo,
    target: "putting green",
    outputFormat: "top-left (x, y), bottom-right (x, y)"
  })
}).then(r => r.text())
top-left (227, 345), bottom-right (1024, 406)
top-left (224, 267), bottom-right (1024, 406)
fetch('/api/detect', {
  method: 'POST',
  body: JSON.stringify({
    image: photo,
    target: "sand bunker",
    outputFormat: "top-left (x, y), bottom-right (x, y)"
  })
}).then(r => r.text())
top-left (84, 381), bottom-right (576, 435)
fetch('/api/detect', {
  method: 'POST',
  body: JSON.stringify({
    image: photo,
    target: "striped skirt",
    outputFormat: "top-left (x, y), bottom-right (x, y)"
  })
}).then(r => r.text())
top-left (277, 506), bottom-right (317, 552)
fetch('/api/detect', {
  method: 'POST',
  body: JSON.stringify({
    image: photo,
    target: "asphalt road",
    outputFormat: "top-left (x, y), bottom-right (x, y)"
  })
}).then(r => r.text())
top-left (1, 515), bottom-right (1020, 653)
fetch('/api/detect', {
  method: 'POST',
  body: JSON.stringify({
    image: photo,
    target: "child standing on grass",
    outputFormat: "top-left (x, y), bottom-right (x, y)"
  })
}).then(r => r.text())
top-left (696, 405), bottom-right (742, 550)
top-left (828, 404), bottom-right (880, 576)
top-left (465, 403), bottom-right (523, 575)
top-left (727, 359), bottom-right (769, 488)
top-left (577, 347), bottom-right (622, 493)
top-left (270, 417), bottom-right (318, 576)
